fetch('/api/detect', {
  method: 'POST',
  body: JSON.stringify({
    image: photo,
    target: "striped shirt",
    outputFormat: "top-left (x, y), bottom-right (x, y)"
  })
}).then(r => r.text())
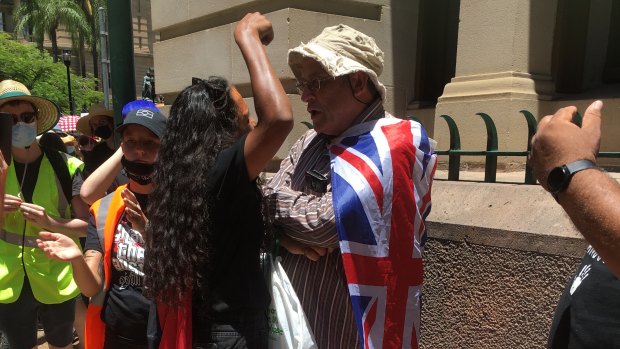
top-left (263, 98), bottom-right (385, 349)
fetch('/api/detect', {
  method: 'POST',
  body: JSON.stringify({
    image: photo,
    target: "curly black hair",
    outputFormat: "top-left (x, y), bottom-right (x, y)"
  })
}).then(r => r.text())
top-left (143, 76), bottom-right (241, 304)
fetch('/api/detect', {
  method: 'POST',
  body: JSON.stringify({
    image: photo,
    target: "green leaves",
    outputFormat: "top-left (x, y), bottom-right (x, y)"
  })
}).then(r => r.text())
top-left (0, 33), bottom-right (103, 114)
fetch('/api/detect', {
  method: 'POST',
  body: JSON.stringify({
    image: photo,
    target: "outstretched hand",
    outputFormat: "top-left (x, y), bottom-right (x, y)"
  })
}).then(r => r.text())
top-left (122, 188), bottom-right (148, 233)
top-left (529, 100), bottom-right (603, 190)
top-left (37, 231), bottom-right (82, 262)
top-left (234, 12), bottom-right (274, 46)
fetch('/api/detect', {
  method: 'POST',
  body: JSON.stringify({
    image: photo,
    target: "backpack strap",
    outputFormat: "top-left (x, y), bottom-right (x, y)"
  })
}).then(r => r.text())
top-left (41, 146), bottom-right (73, 203)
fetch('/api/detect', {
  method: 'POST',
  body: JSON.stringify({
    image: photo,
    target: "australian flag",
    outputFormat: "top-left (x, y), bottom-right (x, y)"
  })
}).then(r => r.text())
top-left (330, 117), bottom-right (437, 349)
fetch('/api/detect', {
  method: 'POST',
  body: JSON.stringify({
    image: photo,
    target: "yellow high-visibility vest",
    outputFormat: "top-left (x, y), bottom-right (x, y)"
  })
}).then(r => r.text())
top-left (1, 152), bottom-right (84, 304)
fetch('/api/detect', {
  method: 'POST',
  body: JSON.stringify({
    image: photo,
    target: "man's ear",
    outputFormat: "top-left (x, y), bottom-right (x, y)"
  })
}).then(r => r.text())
top-left (349, 72), bottom-right (368, 93)
top-left (349, 72), bottom-right (373, 103)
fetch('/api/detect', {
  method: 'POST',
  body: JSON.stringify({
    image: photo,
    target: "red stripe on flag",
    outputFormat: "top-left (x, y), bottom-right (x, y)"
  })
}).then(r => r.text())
top-left (382, 121), bottom-right (418, 348)
top-left (332, 145), bottom-right (384, 214)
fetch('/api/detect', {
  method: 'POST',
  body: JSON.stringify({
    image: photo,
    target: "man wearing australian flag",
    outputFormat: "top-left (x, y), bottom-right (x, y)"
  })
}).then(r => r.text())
top-left (265, 24), bottom-right (437, 349)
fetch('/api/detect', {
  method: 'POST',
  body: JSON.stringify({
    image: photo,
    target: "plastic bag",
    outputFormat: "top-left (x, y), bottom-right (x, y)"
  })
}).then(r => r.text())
top-left (266, 255), bottom-right (318, 349)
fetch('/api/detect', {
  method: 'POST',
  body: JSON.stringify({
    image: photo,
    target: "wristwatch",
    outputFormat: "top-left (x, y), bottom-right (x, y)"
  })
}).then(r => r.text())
top-left (547, 159), bottom-right (598, 197)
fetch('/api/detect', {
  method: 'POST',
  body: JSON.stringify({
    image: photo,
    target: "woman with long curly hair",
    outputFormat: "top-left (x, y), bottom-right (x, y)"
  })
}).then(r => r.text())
top-left (144, 13), bottom-right (293, 348)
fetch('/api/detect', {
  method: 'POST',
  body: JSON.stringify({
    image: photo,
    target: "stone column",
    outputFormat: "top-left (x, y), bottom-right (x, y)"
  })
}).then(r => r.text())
top-left (434, 0), bottom-right (558, 170)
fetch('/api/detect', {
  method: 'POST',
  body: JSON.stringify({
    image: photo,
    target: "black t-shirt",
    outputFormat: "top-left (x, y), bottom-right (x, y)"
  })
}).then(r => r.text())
top-left (83, 141), bottom-right (115, 175)
top-left (192, 135), bottom-right (270, 337)
top-left (85, 191), bottom-right (151, 344)
top-left (14, 153), bottom-right (84, 203)
top-left (548, 245), bottom-right (620, 348)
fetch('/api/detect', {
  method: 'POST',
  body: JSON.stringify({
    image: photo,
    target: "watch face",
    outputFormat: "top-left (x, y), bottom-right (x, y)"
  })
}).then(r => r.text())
top-left (547, 166), bottom-right (568, 193)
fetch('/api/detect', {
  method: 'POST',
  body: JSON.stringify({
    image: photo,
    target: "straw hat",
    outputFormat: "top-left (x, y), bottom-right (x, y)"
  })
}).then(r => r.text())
top-left (0, 79), bottom-right (61, 135)
top-left (288, 24), bottom-right (386, 100)
top-left (76, 103), bottom-right (114, 136)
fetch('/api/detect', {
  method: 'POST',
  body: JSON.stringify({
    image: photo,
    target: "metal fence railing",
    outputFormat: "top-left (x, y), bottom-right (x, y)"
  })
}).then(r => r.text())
top-left (301, 111), bottom-right (620, 185)
top-left (416, 111), bottom-right (620, 185)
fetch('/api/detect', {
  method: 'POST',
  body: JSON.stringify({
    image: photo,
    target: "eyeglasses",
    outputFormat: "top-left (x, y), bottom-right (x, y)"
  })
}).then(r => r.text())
top-left (295, 76), bottom-right (334, 95)
top-left (8, 112), bottom-right (37, 125)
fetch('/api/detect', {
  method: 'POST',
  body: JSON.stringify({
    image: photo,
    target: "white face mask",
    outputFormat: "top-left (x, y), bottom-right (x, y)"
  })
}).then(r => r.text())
top-left (12, 122), bottom-right (37, 148)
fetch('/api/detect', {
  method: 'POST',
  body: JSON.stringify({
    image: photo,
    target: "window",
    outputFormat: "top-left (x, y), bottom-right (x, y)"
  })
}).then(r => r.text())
top-left (412, 0), bottom-right (460, 106)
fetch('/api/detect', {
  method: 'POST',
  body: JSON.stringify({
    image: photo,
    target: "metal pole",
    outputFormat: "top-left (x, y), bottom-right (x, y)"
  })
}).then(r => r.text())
top-left (98, 7), bottom-right (110, 109)
top-left (106, 0), bottom-right (136, 148)
top-left (66, 65), bottom-right (75, 115)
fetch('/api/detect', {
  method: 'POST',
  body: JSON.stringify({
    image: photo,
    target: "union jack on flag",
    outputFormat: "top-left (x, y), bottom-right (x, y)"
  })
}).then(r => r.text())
top-left (330, 116), bottom-right (437, 349)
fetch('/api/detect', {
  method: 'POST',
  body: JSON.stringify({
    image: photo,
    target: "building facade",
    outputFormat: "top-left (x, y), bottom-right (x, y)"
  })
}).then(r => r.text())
top-left (151, 0), bottom-right (620, 168)
top-left (1, 0), bottom-right (156, 100)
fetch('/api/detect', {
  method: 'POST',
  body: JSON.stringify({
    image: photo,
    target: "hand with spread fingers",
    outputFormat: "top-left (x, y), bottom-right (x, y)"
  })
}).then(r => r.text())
top-left (121, 188), bottom-right (148, 233)
top-left (36, 231), bottom-right (83, 262)
top-left (529, 100), bottom-right (602, 190)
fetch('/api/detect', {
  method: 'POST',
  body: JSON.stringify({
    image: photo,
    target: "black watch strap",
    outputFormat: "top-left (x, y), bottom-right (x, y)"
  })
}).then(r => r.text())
top-left (565, 159), bottom-right (596, 175)
top-left (549, 159), bottom-right (598, 199)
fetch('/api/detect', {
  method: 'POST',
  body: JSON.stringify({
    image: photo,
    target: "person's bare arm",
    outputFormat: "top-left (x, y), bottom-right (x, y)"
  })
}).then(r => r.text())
top-left (81, 147), bottom-right (123, 205)
top-left (20, 196), bottom-right (88, 238)
top-left (530, 100), bottom-right (620, 278)
top-left (235, 12), bottom-right (294, 180)
top-left (37, 231), bottom-right (103, 297)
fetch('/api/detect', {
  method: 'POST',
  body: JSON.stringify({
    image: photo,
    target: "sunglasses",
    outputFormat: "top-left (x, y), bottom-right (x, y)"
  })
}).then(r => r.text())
top-left (8, 112), bottom-right (37, 125)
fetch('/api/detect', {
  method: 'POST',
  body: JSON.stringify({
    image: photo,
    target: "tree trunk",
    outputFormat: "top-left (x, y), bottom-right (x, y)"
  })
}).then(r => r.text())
top-left (79, 34), bottom-right (87, 77)
top-left (50, 28), bottom-right (58, 63)
top-left (90, 11), bottom-right (100, 83)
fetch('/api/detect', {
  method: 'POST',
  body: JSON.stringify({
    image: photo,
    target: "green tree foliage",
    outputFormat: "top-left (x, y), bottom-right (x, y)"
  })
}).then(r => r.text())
top-left (75, 0), bottom-right (106, 79)
top-left (13, 0), bottom-right (91, 63)
top-left (0, 33), bottom-right (102, 114)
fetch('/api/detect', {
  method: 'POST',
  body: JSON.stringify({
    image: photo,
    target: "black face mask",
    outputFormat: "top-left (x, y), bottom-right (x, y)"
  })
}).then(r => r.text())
top-left (121, 156), bottom-right (155, 185)
top-left (94, 125), bottom-right (113, 140)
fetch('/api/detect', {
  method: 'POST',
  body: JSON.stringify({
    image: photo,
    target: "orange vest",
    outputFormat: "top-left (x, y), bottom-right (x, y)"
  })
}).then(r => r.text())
top-left (83, 185), bottom-right (127, 349)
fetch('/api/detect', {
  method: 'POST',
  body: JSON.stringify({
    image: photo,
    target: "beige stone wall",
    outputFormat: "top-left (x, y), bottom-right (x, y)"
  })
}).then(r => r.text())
top-left (421, 180), bottom-right (587, 348)
top-left (151, 0), bottom-right (420, 160)
top-left (422, 237), bottom-right (580, 349)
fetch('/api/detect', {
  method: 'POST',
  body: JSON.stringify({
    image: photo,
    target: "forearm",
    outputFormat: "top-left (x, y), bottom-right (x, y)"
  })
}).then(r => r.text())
top-left (81, 147), bottom-right (123, 205)
top-left (559, 169), bottom-right (620, 277)
top-left (71, 251), bottom-right (103, 297)
top-left (41, 217), bottom-right (88, 238)
top-left (267, 189), bottom-right (338, 247)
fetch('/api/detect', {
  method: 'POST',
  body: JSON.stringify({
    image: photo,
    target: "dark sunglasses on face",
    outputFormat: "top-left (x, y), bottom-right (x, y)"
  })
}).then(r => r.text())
top-left (9, 112), bottom-right (37, 125)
